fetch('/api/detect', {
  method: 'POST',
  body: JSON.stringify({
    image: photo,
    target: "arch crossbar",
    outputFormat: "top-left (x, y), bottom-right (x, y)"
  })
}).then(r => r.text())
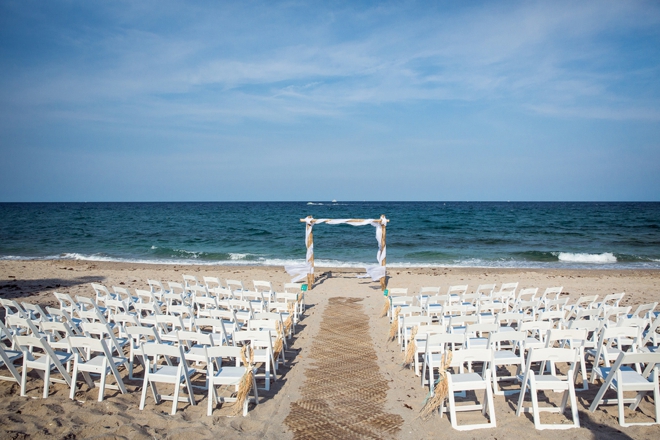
top-left (285, 215), bottom-right (389, 290)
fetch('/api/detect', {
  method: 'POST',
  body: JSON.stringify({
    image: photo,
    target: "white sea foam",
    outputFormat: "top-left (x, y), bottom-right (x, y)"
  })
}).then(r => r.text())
top-left (229, 253), bottom-right (248, 260)
top-left (557, 252), bottom-right (617, 264)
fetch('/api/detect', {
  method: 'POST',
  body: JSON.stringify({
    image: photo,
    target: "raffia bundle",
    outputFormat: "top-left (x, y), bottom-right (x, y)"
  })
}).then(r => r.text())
top-left (388, 306), bottom-right (401, 341)
top-left (419, 350), bottom-right (453, 420)
top-left (380, 296), bottom-right (390, 318)
top-left (402, 325), bottom-right (418, 367)
top-left (232, 344), bottom-right (255, 416)
top-left (273, 322), bottom-right (284, 360)
top-left (283, 302), bottom-right (295, 335)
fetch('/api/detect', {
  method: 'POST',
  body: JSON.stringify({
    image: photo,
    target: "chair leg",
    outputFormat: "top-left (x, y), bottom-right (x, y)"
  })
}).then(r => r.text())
top-left (43, 365), bottom-right (51, 399)
top-left (529, 379), bottom-right (541, 430)
top-left (98, 369), bottom-right (108, 402)
top-left (69, 364), bottom-right (78, 400)
top-left (568, 380), bottom-right (580, 428)
top-left (486, 376), bottom-right (496, 426)
top-left (617, 379), bottom-right (626, 427)
top-left (20, 360), bottom-right (28, 397)
top-left (139, 375), bottom-right (149, 410)
top-left (207, 384), bottom-right (214, 416)
top-left (172, 382), bottom-right (181, 415)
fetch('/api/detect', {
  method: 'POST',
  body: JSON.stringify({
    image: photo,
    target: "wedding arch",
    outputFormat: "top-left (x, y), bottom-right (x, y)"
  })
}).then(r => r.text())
top-left (284, 215), bottom-right (389, 290)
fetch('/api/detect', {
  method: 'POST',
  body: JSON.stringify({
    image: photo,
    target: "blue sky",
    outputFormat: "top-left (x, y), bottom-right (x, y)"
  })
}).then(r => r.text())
top-left (1, 0), bottom-right (659, 202)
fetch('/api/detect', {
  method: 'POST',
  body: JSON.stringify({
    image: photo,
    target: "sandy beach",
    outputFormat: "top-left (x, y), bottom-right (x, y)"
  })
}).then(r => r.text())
top-left (1, 259), bottom-right (659, 439)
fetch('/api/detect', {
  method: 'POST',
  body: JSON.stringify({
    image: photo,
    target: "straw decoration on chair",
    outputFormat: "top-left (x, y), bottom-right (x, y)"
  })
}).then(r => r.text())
top-left (283, 303), bottom-right (295, 335)
top-left (233, 344), bottom-right (255, 416)
top-left (381, 296), bottom-right (390, 318)
top-left (273, 322), bottom-right (284, 360)
top-left (403, 325), bottom-right (418, 367)
top-left (419, 350), bottom-right (453, 420)
top-left (388, 306), bottom-right (401, 340)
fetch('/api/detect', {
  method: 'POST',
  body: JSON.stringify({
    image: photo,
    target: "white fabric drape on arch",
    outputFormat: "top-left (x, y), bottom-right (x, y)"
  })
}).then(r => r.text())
top-left (284, 217), bottom-right (387, 283)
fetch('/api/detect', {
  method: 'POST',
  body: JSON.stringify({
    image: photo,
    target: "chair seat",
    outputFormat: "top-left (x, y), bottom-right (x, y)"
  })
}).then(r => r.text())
top-left (532, 375), bottom-right (570, 389)
top-left (494, 350), bottom-right (521, 363)
top-left (211, 366), bottom-right (246, 385)
top-left (151, 365), bottom-right (196, 383)
top-left (81, 355), bottom-right (127, 369)
top-left (451, 372), bottom-right (488, 390)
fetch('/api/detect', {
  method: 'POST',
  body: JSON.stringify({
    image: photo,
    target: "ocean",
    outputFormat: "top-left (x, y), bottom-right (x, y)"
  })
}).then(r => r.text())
top-left (0, 202), bottom-right (659, 270)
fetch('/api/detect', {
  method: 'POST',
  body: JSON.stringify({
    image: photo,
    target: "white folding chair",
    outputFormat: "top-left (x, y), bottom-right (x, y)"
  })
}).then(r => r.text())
top-left (233, 330), bottom-right (277, 391)
top-left (125, 325), bottom-right (167, 381)
top-left (0, 341), bottom-right (23, 383)
top-left (589, 326), bottom-right (639, 384)
top-left (440, 348), bottom-right (496, 431)
top-left (589, 351), bottom-right (660, 427)
top-left (206, 345), bottom-right (258, 416)
top-left (139, 342), bottom-right (196, 415)
top-left (488, 330), bottom-right (526, 395)
top-left (516, 347), bottom-right (580, 430)
top-left (14, 335), bottom-right (73, 398)
top-left (69, 335), bottom-right (128, 401)
top-left (422, 333), bottom-right (465, 389)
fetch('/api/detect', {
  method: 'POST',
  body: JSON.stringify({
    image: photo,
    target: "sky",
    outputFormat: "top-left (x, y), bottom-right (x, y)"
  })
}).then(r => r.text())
top-left (0, 0), bottom-right (659, 202)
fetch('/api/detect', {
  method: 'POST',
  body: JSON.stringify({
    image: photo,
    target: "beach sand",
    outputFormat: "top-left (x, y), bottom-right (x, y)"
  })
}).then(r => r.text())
top-left (1, 259), bottom-right (659, 439)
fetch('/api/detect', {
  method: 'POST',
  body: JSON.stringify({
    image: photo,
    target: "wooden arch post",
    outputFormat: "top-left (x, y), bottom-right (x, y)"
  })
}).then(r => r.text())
top-left (380, 214), bottom-right (387, 291)
top-left (305, 216), bottom-right (314, 289)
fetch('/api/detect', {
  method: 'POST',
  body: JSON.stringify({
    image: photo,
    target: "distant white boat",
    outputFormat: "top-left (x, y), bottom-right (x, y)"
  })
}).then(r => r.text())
top-left (332, 199), bottom-right (337, 203)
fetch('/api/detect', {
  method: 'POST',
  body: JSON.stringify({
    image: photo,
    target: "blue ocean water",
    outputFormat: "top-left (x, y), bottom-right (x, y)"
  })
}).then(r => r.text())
top-left (0, 202), bottom-right (659, 269)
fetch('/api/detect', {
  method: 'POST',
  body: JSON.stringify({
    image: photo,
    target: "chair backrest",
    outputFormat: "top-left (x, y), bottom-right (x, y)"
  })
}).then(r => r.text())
top-left (496, 312), bottom-right (523, 328)
top-left (189, 284), bottom-right (208, 299)
top-left (425, 333), bottom-right (465, 352)
top-left (497, 282), bottom-right (519, 295)
top-left (544, 329), bottom-right (588, 348)
top-left (195, 317), bottom-right (229, 337)
top-left (447, 285), bottom-right (468, 296)
top-left (135, 289), bottom-right (156, 304)
top-left (40, 320), bottom-right (74, 340)
top-left (516, 287), bottom-right (538, 302)
top-left (488, 330), bottom-right (526, 346)
top-left (0, 298), bottom-right (27, 319)
top-left (630, 302), bottom-right (658, 320)
top-left (5, 315), bottom-right (41, 337)
top-left (205, 345), bottom-right (244, 366)
top-left (21, 302), bottom-right (48, 322)
top-left (141, 342), bottom-right (185, 366)
top-left (527, 347), bottom-right (578, 365)
top-left (575, 308), bottom-right (602, 321)
top-left (182, 275), bottom-right (201, 289)
top-left (388, 287), bottom-right (409, 296)
top-left (426, 294), bottom-right (451, 306)
top-left (450, 348), bottom-right (493, 369)
top-left (91, 282), bottom-right (112, 301)
top-left (598, 325), bottom-right (639, 350)
top-left (253, 280), bottom-right (273, 292)
top-left (604, 306), bottom-right (633, 322)
top-left (226, 279), bottom-right (246, 292)
top-left (126, 325), bottom-right (162, 345)
top-left (540, 286), bottom-right (563, 302)
top-left (147, 279), bottom-right (167, 295)
top-left (177, 330), bottom-right (213, 347)
top-left (601, 292), bottom-right (625, 307)
top-left (475, 284), bottom-right (496, 297)
top-left (203, 276), bottom-right (224, 290)
top-left (53, 292), bottom-right (77, 313)
top-left (112, 286), bottom-right (134, 303)
top-left (167, 282), bottom-right (186, 296)
top-left (418, 286), bottom-right (441, 296)
top-left (69, 335), bottom-right (113, 357)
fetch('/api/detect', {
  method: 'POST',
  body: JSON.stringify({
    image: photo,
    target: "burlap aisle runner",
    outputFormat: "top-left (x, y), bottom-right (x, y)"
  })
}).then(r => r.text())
top-left (285, 297), bottom-right (403, 439)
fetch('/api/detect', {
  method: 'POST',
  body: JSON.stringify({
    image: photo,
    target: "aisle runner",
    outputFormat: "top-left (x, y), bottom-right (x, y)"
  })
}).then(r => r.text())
top-left (285, 297), bottom-right (403, 439)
